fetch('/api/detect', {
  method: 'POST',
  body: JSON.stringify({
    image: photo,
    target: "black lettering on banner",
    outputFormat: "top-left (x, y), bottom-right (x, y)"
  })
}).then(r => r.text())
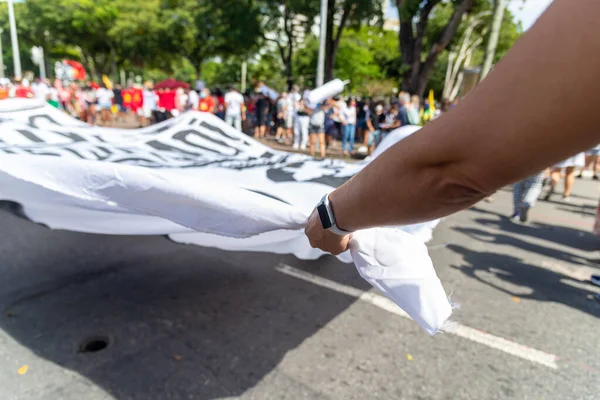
top-left (199, 121), bottom-right (240, 141)
top-left (28, 114), bottom-right (62, 128)
top-left (94, 135), bottom-right (107, 143)
top-left (243, 188), bottom-right (291, 205)
top-left (0, 148), bottom-right (15, 154)
top-left (172, 130), bottom-right (239, 156)
top-left (146, 140), bottom-right (203, 157)
top-left (16, 129), bottom-right (45, 143)
top-left (266, 162), bottom-right (349, 187)
top-left (62, 148), bottom-right (86, 159)
top-left (89, 147), bottom-right (113, 161)
top-left (116, 147), bottom-right (134, 154)
top-left (143, 124), bottom-right (170, 135)
top-left (148, 151), bottom-right (169, 162)
top-left (189, 118), bottom-right (197, 126)
top-left (50, 130), bottom-right (86, 144)
top-left (113, 158), bottom-right (165, 167)
top-left (22, 148), bottom-right (62, 157)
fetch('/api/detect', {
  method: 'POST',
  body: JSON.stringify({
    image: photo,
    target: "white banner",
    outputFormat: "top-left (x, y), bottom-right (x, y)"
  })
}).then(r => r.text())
top-left (0, 100), bottom-right (451, 334)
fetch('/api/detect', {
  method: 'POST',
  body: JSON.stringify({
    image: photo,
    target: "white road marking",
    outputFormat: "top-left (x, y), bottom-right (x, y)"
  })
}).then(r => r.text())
top-left (276, 264), bottom-right (559, 370)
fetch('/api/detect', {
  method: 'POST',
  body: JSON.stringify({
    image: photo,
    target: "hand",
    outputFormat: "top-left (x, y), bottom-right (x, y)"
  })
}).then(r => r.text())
top-left (304, 209), bottom-right (351, 255)
top-left (242, 113), bottom-right (246, 121)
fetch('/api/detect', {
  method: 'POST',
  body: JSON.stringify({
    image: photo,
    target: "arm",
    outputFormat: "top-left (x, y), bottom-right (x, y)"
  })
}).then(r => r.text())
top-left (366, 118), bottom-right (374, 132)
top-left (306, 0), bottom-right (600, 253)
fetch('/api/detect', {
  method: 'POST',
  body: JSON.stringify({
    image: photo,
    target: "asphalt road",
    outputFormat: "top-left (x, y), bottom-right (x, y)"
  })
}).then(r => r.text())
top-left (0, 178), bottom-right (599, 400)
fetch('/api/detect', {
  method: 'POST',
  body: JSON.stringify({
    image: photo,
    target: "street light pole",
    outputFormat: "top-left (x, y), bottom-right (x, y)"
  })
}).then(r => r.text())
top-left (7, 0), bottom-right (21, 79)
top-left (0, 28), bottom-right (5, 79)
top-left (316, 0), bottom-right (328, 87)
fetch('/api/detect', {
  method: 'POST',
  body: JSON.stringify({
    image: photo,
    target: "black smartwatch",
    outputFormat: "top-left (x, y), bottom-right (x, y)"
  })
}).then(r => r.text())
top-left (316, 194), bottom-right (353, 236)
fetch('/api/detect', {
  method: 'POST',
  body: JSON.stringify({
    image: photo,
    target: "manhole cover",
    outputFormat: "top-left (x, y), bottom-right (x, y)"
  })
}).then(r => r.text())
top-left (78, 335), bottom-right (110, 353)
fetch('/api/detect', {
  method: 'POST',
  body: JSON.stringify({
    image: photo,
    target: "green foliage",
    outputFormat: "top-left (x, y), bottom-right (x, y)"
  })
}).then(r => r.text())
top-left (0, 0), bottom-right (521, 96)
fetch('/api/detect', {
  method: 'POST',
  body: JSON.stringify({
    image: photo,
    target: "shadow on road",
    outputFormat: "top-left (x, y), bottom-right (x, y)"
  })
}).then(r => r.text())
top-left (447, 244), bottom-right (600, 319)
top-left (453, 226), bottom-right (592, 267)
top-left (0, 205), bottom-right (366, 399)
top-left (468, 206), bottom-right (599, 252)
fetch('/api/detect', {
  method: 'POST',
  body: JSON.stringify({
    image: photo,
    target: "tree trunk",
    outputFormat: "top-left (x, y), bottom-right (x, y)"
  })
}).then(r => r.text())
top-left (398, 0), bottom-right (474, 96)
top-left (480, 0), bottom-right (505, 81)
top-left (285, 55), bottom-right (293, 91)
top-left (196, 64), bottom-right (202, 81)
top-left (324, 0), bottom-right (335, 82)
top-left (325, 1), bottom-right (354, 83)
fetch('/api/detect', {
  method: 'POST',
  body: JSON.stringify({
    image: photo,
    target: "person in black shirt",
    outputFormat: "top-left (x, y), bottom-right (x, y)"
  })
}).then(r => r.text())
top-left (254, 93), bottom-right (268, 139)
top-left (113, 84), bottom-right (126, 122)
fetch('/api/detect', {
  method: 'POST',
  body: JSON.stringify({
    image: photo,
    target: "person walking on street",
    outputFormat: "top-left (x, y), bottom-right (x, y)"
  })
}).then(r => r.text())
top-left (254, 92), bottom-right (269, 139)
top-left (198, 88), bottom-right (215, 113)
top-left (342, 98), bottom-right (357, 155)
top-left (512, 172), bottom-right (545, 223)
top-left (366, 104), bottom-right (386, 154)
top-left (309, 102), bottom-right (327, 159)
top-left (96, 83), bottom-right (114, 126)
top-left (224, 86), bottom-right (245, 131)
top-left (578, 144), bottom-right (600, 180)
top-left (543, 153), bottom-right (585, 202)
top-left (408, 95), bottom-right (421, 126)
top-left (397, 92), bottom-right (411, 127)
top-left (294, 97), bottom-right (310, 151)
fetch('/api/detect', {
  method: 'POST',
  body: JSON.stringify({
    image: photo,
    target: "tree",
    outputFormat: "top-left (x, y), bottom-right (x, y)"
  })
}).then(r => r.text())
top-left (295, 26), bottom-right (393, 91)
top-left (443, 11), bottom-right (489, 101)
top-left (397, 0), bottom-right (475, 97)
top-left (479, 0), bottom-right (504, 81)
top-left (161, 0), bottom-right (262, 80)
top-left (324, 0), bottom-right (382, 82)
top-left (425, 3), bottom-right (521, 100)
top-left (260, 0), bottom-right (319, 90)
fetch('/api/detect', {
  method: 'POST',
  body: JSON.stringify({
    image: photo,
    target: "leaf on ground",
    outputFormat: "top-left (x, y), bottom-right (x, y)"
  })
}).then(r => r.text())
top-left (512, 297), bottom-right (521, 303)
top-left (406, 354), bottom-right (413, 361)
top-left (17, 365), bottom-right (28, 375)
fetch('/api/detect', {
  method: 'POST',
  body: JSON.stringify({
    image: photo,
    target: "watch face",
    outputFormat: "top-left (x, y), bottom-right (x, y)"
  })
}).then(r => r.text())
top-left (317, 203), bottom-right (332, 230)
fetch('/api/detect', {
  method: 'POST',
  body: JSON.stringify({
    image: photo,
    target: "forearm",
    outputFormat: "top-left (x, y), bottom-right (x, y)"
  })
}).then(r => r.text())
top-left (330, 0), bottom-right (600, 231)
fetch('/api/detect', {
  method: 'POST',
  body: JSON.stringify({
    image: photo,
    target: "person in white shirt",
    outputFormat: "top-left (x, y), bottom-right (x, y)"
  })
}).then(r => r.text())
top-left (96, 84), bottom-right (114, 126)
top-left (331, 97), bottom-right (347, 140)
top-left (287, 86), bottom-right (300, 133)
top-left (188, 89), bottom-right (199, 110)
top-left (224, 86), bottom-right (246, 131)
top-left (32, 78), bottom-right (49, 103)
top-left (294, 96), bottom-right (311, 151)
top-left (341, 98), bottom-right (357, 155)
top-left (140, 83), bottom-right (158, 127)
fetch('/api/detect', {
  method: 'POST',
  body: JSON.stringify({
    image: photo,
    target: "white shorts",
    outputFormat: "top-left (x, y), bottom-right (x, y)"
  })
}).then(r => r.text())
top-left (137, 107), bottom-right (152, 118)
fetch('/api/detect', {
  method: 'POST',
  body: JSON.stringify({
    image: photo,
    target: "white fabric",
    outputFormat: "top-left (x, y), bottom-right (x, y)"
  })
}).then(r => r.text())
top-left (308, 79), bottom-right (346, 105)
top-left (224, 91), bottom-right (244, 117)
top-left (0, 99), bottom-right (452, 335)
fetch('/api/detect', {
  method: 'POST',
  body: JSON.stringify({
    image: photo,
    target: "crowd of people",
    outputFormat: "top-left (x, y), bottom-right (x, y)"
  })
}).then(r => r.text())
top-left (0, 76), bottom-right (456, 159)
top-left (223, 85), bottom-right (450, 159)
